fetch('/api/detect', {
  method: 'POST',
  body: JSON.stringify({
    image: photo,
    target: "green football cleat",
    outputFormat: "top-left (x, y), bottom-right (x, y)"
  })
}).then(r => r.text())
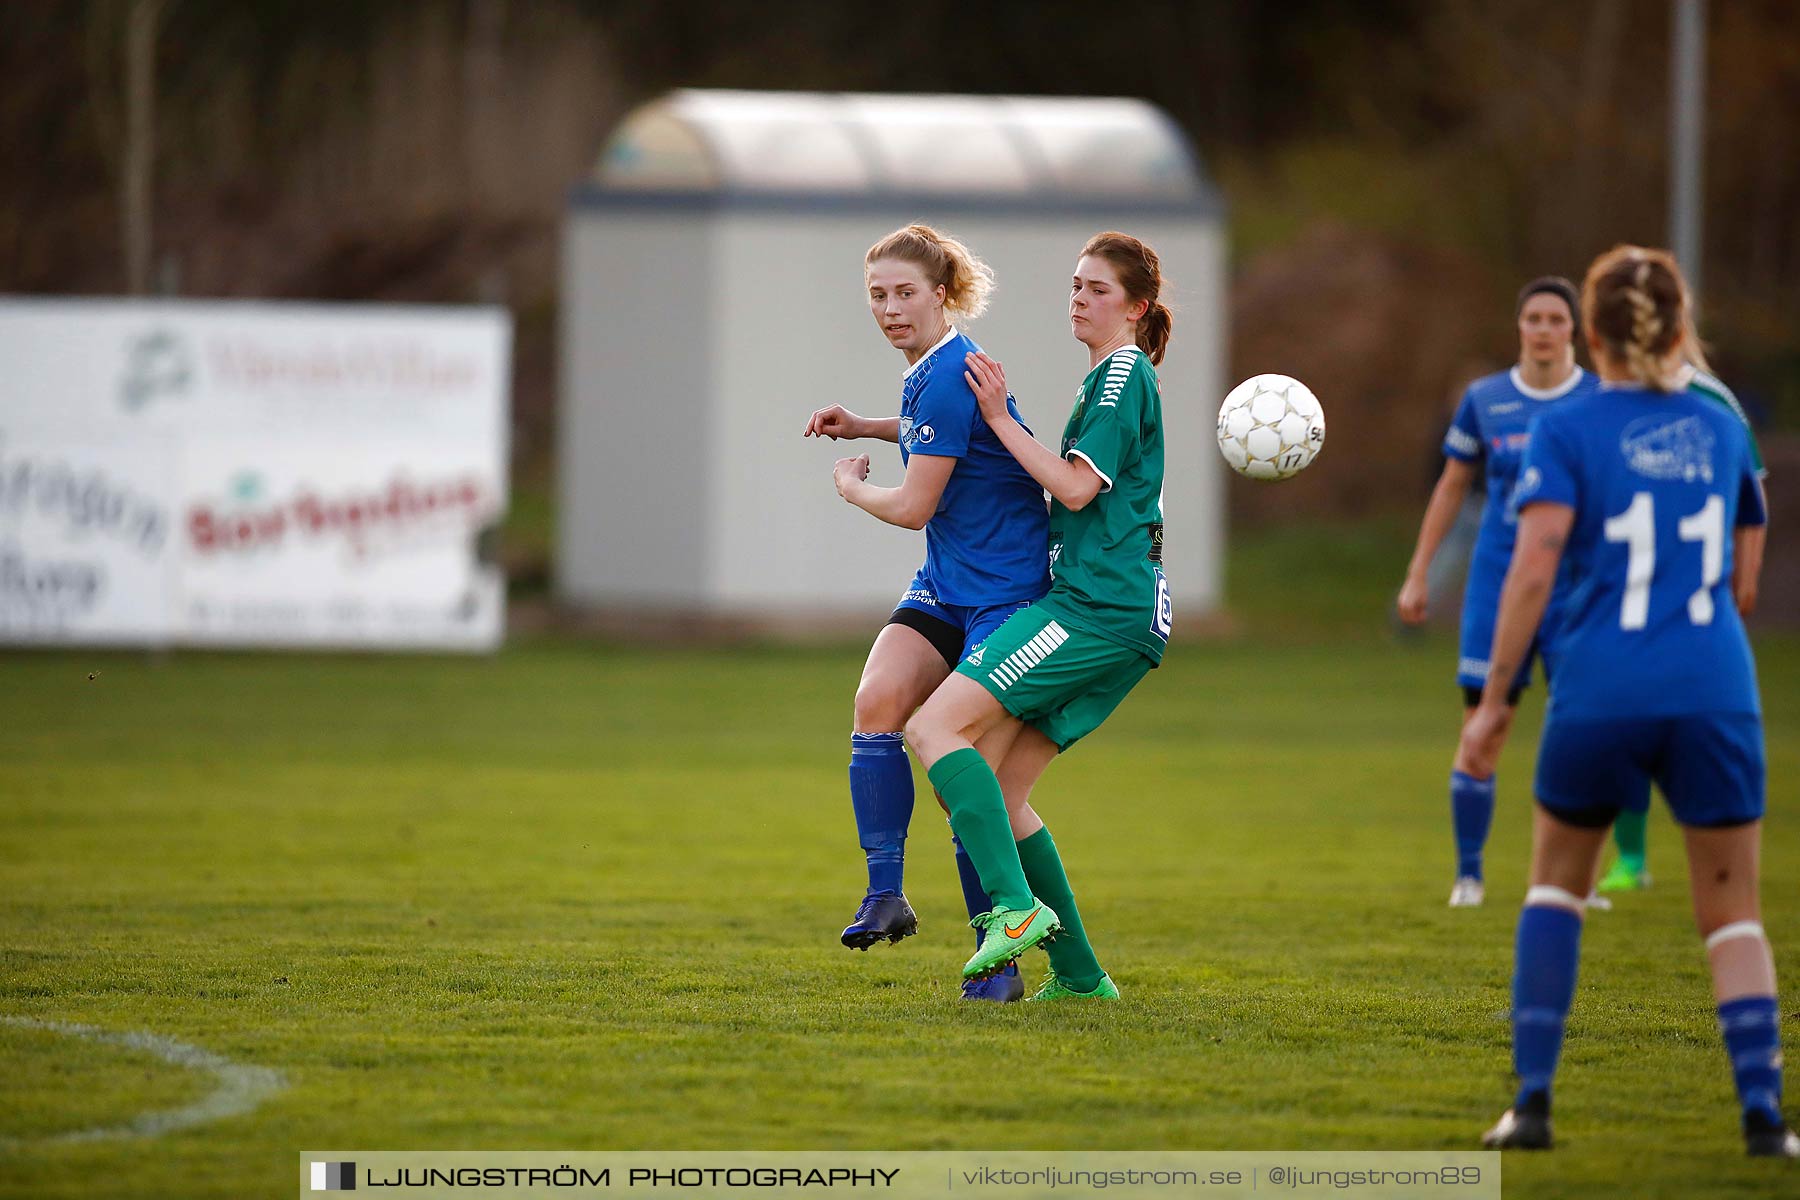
top-left (1026, 971), bottom-right (1120, 1002)
top-left (963, 901), bottom-right (1061, 979)
top-left (1596, 859), bottom-right (1651, 893)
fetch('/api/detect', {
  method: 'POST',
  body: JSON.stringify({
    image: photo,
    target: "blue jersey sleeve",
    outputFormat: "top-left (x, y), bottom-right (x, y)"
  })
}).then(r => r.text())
top-left (1738, 445), bottom-right (1769, 528)
top-left (1442, 387), bottom-right (1483, 461)
top-left (907, 369), bottom-right (975, 459)
top-left (1510, 412), bottom-right (1579, 517)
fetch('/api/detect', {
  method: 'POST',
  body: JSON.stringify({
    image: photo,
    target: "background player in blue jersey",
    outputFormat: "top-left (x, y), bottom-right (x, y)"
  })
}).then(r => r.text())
top-left (1463, 246), bottom-right (1794, 1158)
top-left (1398, 277), bottom-right (1596, 907)
top-left (803, 223), bottom-right (1051, 1001)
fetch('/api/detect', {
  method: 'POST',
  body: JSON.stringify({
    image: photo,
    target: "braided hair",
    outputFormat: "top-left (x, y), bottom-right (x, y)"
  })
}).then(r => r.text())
top-left (1580, 246), bottom-right (1689, 392)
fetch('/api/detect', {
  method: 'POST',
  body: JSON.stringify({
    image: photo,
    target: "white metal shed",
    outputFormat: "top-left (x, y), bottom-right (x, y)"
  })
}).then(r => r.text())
top-left (559, 89), bottom-right (1226, 633)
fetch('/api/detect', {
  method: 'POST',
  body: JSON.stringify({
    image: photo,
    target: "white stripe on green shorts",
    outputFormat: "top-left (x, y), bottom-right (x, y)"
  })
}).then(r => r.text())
top-left (987, 621), bottom-right (1068, 690)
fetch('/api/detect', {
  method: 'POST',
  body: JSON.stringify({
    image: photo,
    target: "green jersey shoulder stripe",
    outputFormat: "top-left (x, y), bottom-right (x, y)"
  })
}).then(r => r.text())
top-left (1096, 346), bottom-right (1141, 410)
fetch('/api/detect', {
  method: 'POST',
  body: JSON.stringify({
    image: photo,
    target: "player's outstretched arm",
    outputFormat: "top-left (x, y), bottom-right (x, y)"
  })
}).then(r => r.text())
top-left (1398, 458), bottom-right (1477, 624)
top-left (833, 450), bottom-right (955, 530)
top-left (963, 352), bottom-right (1103, 511)
top-left (803, 405), bottom-right (901, 443)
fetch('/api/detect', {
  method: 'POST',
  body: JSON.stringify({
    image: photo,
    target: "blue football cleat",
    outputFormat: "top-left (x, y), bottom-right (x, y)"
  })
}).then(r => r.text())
top-left (960, 961), bottom-right (1023, 1002)
top-left (840, 892), bottom-right (918, 950)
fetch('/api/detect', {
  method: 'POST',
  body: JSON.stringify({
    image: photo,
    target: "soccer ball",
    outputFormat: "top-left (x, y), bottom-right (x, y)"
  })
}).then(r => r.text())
top-left (1215, 374), bottom-right (1326, 481)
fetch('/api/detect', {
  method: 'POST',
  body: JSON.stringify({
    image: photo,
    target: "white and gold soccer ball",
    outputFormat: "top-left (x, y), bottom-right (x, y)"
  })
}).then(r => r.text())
top-left (1215, 374), bottom-right (1326, 481)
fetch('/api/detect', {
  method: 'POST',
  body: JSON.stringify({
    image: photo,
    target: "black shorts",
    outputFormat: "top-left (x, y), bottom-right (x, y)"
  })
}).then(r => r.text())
top-left (887, 606), bottom-right (964, 671)
top-left (1462, 683), bottom-right (1526, 709)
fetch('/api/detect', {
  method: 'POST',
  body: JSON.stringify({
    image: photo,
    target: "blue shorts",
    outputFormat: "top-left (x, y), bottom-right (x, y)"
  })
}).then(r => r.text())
top-left (1535, 712), bottom-right (1765, 830)
top-left (892, 570), bottom-right (1037, 669)
top-left (1457, 569), bottom-right (1559, 694)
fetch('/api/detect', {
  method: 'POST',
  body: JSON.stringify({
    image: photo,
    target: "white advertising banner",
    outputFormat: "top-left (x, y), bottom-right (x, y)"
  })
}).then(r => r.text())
top-left (0, 299), bottom-right (510, 650)
top-left (0, 431), bottom-right (178, 642)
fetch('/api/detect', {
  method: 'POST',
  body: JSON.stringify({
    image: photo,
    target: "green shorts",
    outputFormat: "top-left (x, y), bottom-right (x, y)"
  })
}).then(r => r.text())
top-left (956, 602), bottom-right (1153, 751)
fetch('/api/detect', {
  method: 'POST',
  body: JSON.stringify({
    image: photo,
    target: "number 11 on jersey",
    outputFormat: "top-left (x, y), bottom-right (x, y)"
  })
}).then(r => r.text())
top-left (1603, 491), bottom-right (1724, 631)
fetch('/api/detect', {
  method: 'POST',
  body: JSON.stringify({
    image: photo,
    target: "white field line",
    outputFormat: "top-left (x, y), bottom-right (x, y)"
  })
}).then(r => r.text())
top-left (0, 1016), bottom-right (285, 1145)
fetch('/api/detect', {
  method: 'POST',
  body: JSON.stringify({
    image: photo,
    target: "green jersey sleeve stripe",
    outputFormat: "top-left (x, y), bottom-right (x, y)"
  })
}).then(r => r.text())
top-left (1690, 370), bottom-right (1766, 476)
top-left (1097, 347), bottom-right (1141, 408)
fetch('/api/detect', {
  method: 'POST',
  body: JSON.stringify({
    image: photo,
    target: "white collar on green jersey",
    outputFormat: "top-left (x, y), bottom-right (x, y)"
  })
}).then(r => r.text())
top-left (1510, 364), bottom-right (1584, 401)
top-left (902, 325), bottom-right (959, 381)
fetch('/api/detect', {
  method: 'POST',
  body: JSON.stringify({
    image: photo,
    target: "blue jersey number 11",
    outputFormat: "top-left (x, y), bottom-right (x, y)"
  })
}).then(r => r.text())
top-left (1602, 492), bottom-right (1724, 630)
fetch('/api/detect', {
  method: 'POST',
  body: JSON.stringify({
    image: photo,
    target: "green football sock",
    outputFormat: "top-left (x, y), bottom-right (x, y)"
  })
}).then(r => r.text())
top-left (1613, 808), bottom-right (1647, 872)
top-left (928, 748), bottom-right (1032, 911)
top-left (1017, 826), bottom-right (1104, 992)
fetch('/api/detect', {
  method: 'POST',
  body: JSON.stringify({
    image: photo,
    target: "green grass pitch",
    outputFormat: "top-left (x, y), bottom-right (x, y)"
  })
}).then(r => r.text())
top-left (2, 560), bottom-right (1797, 1197)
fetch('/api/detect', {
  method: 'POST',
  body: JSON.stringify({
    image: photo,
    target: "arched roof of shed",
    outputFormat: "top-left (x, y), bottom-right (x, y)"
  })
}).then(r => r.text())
top-left (581, 90), bottom-right (1215, 214)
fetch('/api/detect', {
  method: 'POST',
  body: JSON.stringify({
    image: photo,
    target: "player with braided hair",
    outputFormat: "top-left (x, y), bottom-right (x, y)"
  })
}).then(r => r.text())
top-left (1467, 245), bottom-right (1792, 1157)
top-left (1593, 280), bottom-right (1770, 896)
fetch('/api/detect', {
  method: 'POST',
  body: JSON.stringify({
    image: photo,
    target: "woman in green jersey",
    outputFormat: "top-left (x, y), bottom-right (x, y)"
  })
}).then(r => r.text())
top-left (905, 232), bottom-right (1173, 999)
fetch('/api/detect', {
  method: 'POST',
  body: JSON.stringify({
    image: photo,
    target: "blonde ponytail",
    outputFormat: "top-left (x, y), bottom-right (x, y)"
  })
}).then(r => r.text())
top-left (865, 224), bottom-right (995, 321)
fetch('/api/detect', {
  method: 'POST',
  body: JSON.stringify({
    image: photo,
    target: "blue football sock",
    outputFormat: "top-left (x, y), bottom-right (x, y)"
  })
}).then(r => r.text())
top-left (952, 831), bottom-right (994, 946)
top-left (1718, 995), bottom-right (1784, 1128)
top-left (1512, 899), bottom-right (1584, 1110)
top-left (849, 732), bottom-right (912, 897)
top-left (1451, 770), bottom-right (1496, 880)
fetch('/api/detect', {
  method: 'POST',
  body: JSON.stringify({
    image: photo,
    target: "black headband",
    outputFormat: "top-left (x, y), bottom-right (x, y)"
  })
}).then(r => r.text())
top-left (1516, 276), bottom-right (1581, 335)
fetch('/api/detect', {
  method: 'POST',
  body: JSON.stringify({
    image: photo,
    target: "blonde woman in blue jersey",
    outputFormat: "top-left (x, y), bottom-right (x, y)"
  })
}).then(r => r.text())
top-left (804, 224), bottom-right (1050, 1002)
top-left (1589, 347), bottom-right (1769, 897)
top-left (905, 232), bottom-right (1174, 1000)
top-left (1465, 246), bottom-right (1794, 1157)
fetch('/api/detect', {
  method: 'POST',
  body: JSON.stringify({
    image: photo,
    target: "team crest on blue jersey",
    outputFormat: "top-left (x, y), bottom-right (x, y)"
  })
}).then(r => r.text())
top-left (897, 415), bottom-right (936, 451)
top-left (1620, 414), bottom-right (1715, 484)
top-left (1507, 466), bottom-right (1543, 521)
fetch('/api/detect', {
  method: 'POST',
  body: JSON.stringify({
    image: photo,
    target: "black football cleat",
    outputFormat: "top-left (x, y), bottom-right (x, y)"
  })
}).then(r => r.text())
top-left (1744, 1112), bottom-right (1800, 1158)
top-left (840, 893), bottom-right (918, 950)
top-left (960, 961), bottom-right (1024, 1002)
top-left (1482, 1094), bottom-right (1552, 1150)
